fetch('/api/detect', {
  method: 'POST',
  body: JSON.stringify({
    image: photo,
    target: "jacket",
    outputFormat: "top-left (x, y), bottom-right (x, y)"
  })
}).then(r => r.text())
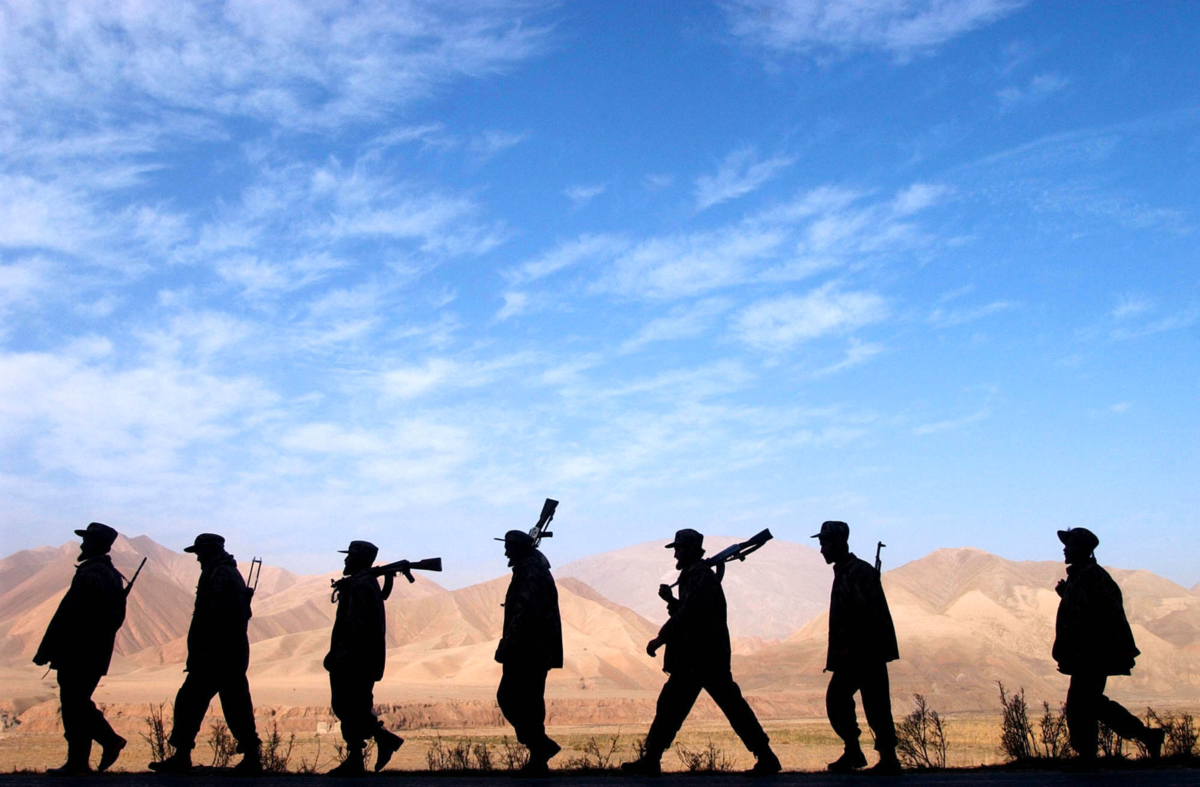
top-left (495, 550), bottom-right (563, 670)
top-left (186, 553), bottom-right (253, 675)
top-left (325, 571), bottom-right (387, 680)
top-left (34, 555), bottom-right (126, 675)
top-left (826, 553), bottom-right (899, 672)
top-left (1053, 558), bottom-right (1139, 676)
top-left (659, 561), bottom-right (732, 676)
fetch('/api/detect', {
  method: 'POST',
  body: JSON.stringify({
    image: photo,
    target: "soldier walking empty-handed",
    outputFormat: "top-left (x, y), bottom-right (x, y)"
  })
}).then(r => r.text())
top-left (34, 523), bottom-right (129, 775)
top-left (494, 529), bottom-right (564, 775)
top-left (1053, 527), bottom-right (1163, 770)
top-left (814, 521), bottom-right (902, 774)
top-left (622, 529), bottom-right (781, 777)
top-left (150, 534), bottom-right (261, 774)
top-left (324, 541), bottom-right (404, 777)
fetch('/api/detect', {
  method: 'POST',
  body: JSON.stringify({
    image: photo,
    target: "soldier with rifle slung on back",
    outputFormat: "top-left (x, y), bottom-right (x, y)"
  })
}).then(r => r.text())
top-left (150, 534), bottom-right (261, 774)
top-left (813, 520), bottom-right (901, 774)
top-left (323, 541), bottom-right (429, 776)
top-left (494, 499), bottom-right (564, 775)
top-left (33, 523), bottom-right (130, 775)
top-left (622, 529), bottom-right (781, 777)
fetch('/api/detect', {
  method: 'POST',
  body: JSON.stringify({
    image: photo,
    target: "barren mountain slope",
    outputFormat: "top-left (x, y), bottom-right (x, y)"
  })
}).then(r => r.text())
top-left (559, 537), bottom-right (829, 638)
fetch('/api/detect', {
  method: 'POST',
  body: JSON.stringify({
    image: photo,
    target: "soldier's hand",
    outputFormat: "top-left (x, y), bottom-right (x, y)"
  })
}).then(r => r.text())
top-left (32, 653), bottom-right (48, 667)
top-left (657, 584), bottom-right (673, 602)
top-left (646, 638), bottom-right (662, 658)
top-left (1055, 579), bottom-right (1066, 597)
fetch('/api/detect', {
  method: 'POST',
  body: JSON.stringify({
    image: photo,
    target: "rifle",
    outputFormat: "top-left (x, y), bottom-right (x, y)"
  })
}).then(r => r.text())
top-left (246, 557), bottom-right (263, 597)
top-left (874, 541), bottom-right (886, 573)
top-left (330, 558), bottom-right (442, 603)
top-left (123, 557), bottom-right (147, 599)
top-left (528, 498), bottom-right (559, 547)
top-left (667, 529), bottom-right (773, 590)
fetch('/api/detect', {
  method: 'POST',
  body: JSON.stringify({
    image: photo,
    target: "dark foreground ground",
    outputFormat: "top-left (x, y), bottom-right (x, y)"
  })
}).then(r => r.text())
top-left (2, 765), bottom-right (1199, 787)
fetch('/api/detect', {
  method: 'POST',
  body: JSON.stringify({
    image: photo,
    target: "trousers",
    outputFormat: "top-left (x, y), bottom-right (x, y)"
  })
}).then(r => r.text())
top-left (329, 670), bottom-right (384, 749)
top-left (643, 670), bottom-right (770, 756)
top-left (826, 662), bottom-right (897, 752)
top-left (496, 664), bottom-right (554, 753)
top-left (58, 670), bottom-right (120, 765)
top-left (169, 670), bottom-right (260, 752)
top-left (1066, 673), bottom-right (1151, 758)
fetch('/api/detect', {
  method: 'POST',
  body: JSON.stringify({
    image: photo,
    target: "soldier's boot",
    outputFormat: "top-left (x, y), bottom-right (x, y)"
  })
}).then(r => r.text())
top-left (867, 748), bottom-right (902, 775)
top-left (747, 747), bottom-right (782, 777)
top-left (1142, 726), bottom-right (1165, 760)
top-left (48, 740), bottom-right (93, 776)
top-left (518, 738), bottom-right (559, 777)
top-left (148, 748), bottom-right (193, 774)
top-left (373, 730), bottom-right (404, 772)
top-left (621, 750), bottom-right (663, 777)
top-left (230, 743), bottom-right (262, 776)
top-left (327, 746), bottom-right (366, 777)
top-left (97, 733), bottom-right (126, 772)
top-left (827, 743), bottom-right (868, 773)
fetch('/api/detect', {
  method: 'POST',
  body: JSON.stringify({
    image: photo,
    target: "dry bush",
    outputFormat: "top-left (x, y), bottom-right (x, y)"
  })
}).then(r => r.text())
top-left (206, 718), bottom-right (236, 768)
top-left (261, 721), bottom-right (295, 773)
top-left (1097, 720), bottom-right (1127, 759)
top-left (425, 736), bottom-right (492, 771)
top-left (1144, 709), bottom-right (1198, 759)
top-left (333, 738), bottom-right (376, 770)
top-left (296, 736), bottom-right (322, 774)
top-left (1037, 702), bottom-right (1070, 759)
top-left (997, 683), bottom-right (1037, 761)
top-left (564, 733), bottom-right (622, 770)
top-left (675, 740), bottom-right (733, 772)
top-left (141, 701), bottom-right (174, 762)
top-left (499, 736), bottom-right (529, 771)
top-left (896, 694), bottom-right (948, 769)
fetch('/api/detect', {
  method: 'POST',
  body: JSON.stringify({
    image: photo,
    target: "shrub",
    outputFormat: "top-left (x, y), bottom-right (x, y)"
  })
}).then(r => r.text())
top-left (1037, 702), bottom-right (1070, 759)
top-left (564, 733), bottom-right (622, 770)
top-left (675, 740), bottom-right (733, 772)
top-left (997, 683), bottom-right (1037, 761)
top-left (896, 694), bottom-right (948, 769)
top-left (141, 701), bottom-right (174, 763)
top-left (207, 718), bottom-right (236, 768)
top-left (499, 736), bottom-right (529, 771)
top-left (296, 736), bottom-right (322, 774)
top-left (426, 736), bottom-right (492, 771)
top-left (261, 721), bottom-right (295, 773)
top-left (1145, 709), bottom-right (1198, 759)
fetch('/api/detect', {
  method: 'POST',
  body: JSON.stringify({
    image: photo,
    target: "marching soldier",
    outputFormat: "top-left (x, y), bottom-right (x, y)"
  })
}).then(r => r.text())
top-left (1053, 527), bottom-right (1163, 769)
top-left (494, 530), bottom-right (564, 775)
top-left (149, 534), bottom-right (261, 774)
top-left (33, 523), bottom-right (128, 775)
top-left (622, 529), bottom-right (780, 776)
top-left (813, 521), bottom-right (901, 774)
top-left (324, 541), bottom-right (404, 776)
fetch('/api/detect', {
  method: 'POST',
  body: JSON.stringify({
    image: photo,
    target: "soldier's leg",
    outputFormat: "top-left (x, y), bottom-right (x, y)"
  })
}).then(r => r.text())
top-left (858, 662), bottom-right (897, 753)
top-left (703, 672), bottom-right (771, 755)
top-left (1092, 678), bottom-right (1152, 742)
top-left (169, 671), bottom-right (220, 754)
top-left (643, 673), bottom-right (704, 758)
top-left (57, 671), bottom-right (104, 768)
top-left (825, 669), bottom-right (863, 746)
top-left (1065, 673), bottom-right (1103, 759)
top-left (216, 672), bottom-right (261, 752)
top-left (497, 664), bottom-right (547, 750)
top-left (329, 670), bottom-right (372, 750)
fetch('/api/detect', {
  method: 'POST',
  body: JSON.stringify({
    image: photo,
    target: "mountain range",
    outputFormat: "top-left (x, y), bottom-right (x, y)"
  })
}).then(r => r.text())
top-left (1, 535), bottom-right (1197, 730)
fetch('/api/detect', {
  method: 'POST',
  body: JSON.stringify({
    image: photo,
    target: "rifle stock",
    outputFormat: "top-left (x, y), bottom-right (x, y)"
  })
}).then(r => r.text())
top-left (372, 557), bottom-right (443, 583)
top-left (705, 528), bottom-right (773, 567)
top-left (528, 498), bottom-right (559, 546)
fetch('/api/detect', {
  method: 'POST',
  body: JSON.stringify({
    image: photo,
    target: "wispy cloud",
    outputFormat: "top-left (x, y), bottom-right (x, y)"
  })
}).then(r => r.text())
top-left (507, 233), bottom-right (630, 284)
top-left (1111, 294), bottom-right (1153, 319)
top-left (913, 409), bottom-right (990, 435)
top-left (694, 147), bottom-right (795, 210)
top-left (619, 299), bottom-right (732, 353)
top-left (724, 0), bottom-right (1026, 60)
top-left (812, 338), bottom-right (884, 377)
top-left (997, 72), bottom-right (1069, 111)
top-left (564, 183), bottom-right (608, 206)
top-left (733, 283), bottom-right (887, 352)
top-left (928, 300), bottom-right (1017, 327)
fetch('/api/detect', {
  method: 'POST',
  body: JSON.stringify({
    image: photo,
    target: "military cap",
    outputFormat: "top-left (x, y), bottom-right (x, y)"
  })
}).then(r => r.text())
top-left (494, 530), bottom-right (535, 547)
top-left (337, 540), bottom-right (379, 562)
top-left (74, 522), bottom-right (118, 548)
top-left (1057, 527), bottom-right (1099, 552)
top-left (665, 528), bottom-right (704, 549)
top-left (811, 520), bottom-right (850, 541)
top-left (183, 533), bottom-right (226, 553)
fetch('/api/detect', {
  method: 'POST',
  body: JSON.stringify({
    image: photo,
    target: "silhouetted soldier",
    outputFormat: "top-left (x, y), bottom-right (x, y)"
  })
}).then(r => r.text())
top-left (494, 530), bottom-right (563, 775)
top-left (149, 534), bottom-right (261, 774)
top-left (33, 523), bottom-right (128, 775)
top-left (814, 521), bottom-right (901, 774)
top-left (1053, 527), bottom-right (1163, 768)
top-left (324, 541), bottom-right (404, 776)
top-left (622, 529), bottom-right (780, 777)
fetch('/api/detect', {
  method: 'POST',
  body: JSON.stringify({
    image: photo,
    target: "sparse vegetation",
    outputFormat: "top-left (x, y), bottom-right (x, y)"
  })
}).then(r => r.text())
top-left (498, 736), bottom-right (529, 771)
top-left (997, 683), bottom-right (1037, 761)
top-left (332, 738), bottom-right (376, 771)
top-left (1097, 719), bottom-right (1127, 759)
top-left (261, 720), bottom-right (295, 773)
top-left (1037, 702), bottom-right (1070, 759)
top-left (896, 693), bottom-right (948, 769)
top-left (564, 732), bottom-right (622, 770)
top-left (207, 718), bottom-right (236, 768)
top-left (296, 736), bottom-right (322, 774)
top-left (141, 701), bottom-right (174, 763)
top-left (1145, 709), bottom-right (1198, 759)
top-left (425, 735), bottom-right (492, 771)
top-left (674, 739), bottom-right (734, 772)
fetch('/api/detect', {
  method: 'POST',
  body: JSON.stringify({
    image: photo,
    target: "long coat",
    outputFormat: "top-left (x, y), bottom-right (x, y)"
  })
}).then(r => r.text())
top-left (495, 550), bottom-right (563, 670)
top-left (826, 553), bottom-right (899, 672)
top-left (1053, 558), bottom-right (1139, 676)
top-left (325, 572), bottom-right (387, 680)
top-left (186, 554), bottom-right (253, 676)
top-left (34, 555), bottom-right (126, 675)
top-left (659, 561), bottom-right (732, 676)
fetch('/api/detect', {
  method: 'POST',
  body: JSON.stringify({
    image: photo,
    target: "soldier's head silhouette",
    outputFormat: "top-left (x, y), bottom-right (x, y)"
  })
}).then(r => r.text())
top-left (665, 528), bottom-right (705, 569)
top-left (338, 540), bottom-right (378, 575)
top-left (812, 520), bottom-right (850, 565)
top-left (75, 522), bottom-right (118, 560)
top-left (496, 530), bottom-right (535, 566)
top-left (183, 533), bottom-right (226, 563)
top-left (1057, 527), bottom-right (1098, 564)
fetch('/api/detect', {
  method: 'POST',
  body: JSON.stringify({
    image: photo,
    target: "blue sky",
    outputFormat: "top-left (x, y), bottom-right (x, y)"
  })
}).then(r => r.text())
top-left (1, 0), bottom-right (1197, 588)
